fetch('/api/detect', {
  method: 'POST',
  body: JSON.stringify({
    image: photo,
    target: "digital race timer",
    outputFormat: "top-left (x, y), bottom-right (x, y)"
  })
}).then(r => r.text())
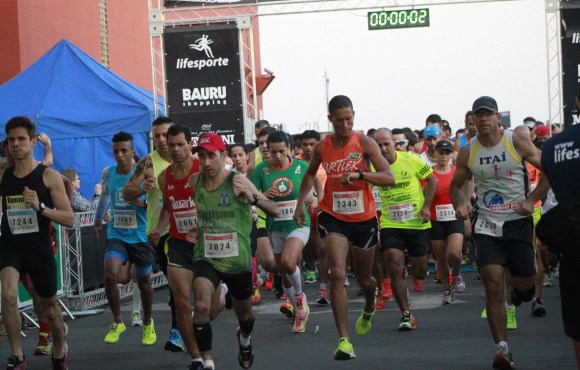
top-left (368, 9), bottom-right (430, 30)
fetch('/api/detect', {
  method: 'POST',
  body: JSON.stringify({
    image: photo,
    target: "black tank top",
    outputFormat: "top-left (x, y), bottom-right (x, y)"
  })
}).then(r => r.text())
top-left (0, 164), bottom-right (53, 247)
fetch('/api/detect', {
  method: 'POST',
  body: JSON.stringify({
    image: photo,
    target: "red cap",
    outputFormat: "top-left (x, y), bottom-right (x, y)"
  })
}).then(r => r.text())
top-left (535, 125), bottom-right (550, 137)
top-left (193, 133), bottom-right (226, 153)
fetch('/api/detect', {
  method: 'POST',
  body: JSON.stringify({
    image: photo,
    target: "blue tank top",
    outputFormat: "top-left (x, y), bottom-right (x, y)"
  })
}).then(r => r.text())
top-left (106, 165), bottom-right (147, 243)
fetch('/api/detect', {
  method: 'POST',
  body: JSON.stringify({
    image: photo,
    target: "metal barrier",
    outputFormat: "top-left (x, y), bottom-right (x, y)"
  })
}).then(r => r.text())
top-left (61, 212), bottom-right (168, 313)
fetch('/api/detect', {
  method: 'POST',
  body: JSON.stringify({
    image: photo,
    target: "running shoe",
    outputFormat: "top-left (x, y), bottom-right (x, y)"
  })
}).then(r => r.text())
top-left (492, 348), bottom-right (516, 369)
top-left (531, 298), bottom-right (546, 317)
top-left (333, 337), bottom-right (356, 360)
top-left (292, 293), bottom-right (310, 333)
top-left (304, 270), bottom-right (317, 284)
top-left (164, 328), bottom-right (184, 352)
top-left (131, 311), bottom-right (143, 327)
top-left (280, 299), bottom-right (294, 318)
top-left (453, 275), bottom-right (466, 293)
top-left (264, 272), bottom-right (274, 291)
top-left (376, 295), bottom-right (386, 310)
top-left (506, 306), bottom-right (517, 330)
top-left (413, 279), bottom-right (424, 292)
top-left (448, 272), bottom-right (453, 286)
top-left (442, 290), bottom-right (454, 305)
top-left (6, 355), bottom-right (27, 370)
top-left (275, 290), bottom-right (286, 300)
top-left (542, 272), bottom-right (553, 287)
top-left (142, 318), bottom-right (157, 345)
top-left (344, 276), bottom-right (350, 287)
top-left (251, 285), bottom-right (262, 305)
top-left (237, 327), bottom-right (254, 369)
top-left (188, 360), bottom-right (205, 370)
top-left (481, 308), bottom-right (487, 319)
top-left (104, 322), bottom-right (126, 344)
top-left (398, 311), bottom-right (416, 331)
top-left (34, 332), bottom-right (53, 355)
top-left (381, 279), bottom-right (393, 299)
top-left (355, 298), bottom-right (376, 336)
top-left (51, 353), bottom-right (68, 370)
top-left (316, 288), bottom-right (329, 305)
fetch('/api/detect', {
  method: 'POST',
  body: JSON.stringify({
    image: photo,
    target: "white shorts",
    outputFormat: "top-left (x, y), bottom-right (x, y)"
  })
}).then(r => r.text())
top-left (269, 227), bottom-right (310, 254)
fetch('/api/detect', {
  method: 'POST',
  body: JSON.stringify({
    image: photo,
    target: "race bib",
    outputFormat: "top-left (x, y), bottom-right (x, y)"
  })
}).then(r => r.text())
top-left (174, 209), bottom-right (197, 234)
top-left (113, 210), bottom-right (137, 229)
top-left (7, 208), bottom-right (39, 234)
top-left (333, 191), bottom-right (364, 215)
top-left (275, 200), bottom-right (296, 221)
top-left (388, 203), bottom-right (414, 222)
top-left (474, 217), bottom-right (504, 238)
top-left (372, 187), bottom-right (382, 209)
top-left (435, 204), bottom-right (456, 222)
top-left (204, 233), bottom-right (239, 258)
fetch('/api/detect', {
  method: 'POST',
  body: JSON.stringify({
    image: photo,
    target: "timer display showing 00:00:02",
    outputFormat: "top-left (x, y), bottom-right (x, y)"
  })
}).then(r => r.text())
top-left (368, 9), bottom-right (430, 30)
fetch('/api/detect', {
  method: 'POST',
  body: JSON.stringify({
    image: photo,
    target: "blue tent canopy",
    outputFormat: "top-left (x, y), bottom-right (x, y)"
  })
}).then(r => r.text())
top-left (0, 39), bottom-right (164, 198)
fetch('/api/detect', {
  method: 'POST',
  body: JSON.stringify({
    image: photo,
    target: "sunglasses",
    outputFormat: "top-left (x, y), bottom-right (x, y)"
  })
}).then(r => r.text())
top-left (394, 140), bottom-right (408, 146)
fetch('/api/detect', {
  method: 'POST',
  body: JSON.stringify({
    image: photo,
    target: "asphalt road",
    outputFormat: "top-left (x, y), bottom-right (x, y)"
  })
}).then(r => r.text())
top-left (1, 271), bottom-right (576, 370)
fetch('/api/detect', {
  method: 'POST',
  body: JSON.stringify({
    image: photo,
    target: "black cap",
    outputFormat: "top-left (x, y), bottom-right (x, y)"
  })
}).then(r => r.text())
top-left (435, 140), bottom-right (454, 152)
top-left (472, 96), bottom-right (498, 113)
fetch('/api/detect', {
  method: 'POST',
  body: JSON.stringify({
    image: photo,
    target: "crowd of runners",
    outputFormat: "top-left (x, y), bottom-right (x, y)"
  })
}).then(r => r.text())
top-left (0, 94), bottom-right (579, 370)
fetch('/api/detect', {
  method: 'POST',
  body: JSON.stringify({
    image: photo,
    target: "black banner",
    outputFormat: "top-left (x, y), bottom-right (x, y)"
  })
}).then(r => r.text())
top-left (164, 24), bottom-right (244, 144)
top-left (561, 5), bottom-right (580, 128)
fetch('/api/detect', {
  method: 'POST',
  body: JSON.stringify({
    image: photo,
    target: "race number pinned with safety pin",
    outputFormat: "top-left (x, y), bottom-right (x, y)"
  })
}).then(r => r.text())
top-left (435, 204), bottom-right (456, 222)
top-left (275, 200), bottom-right (297, 221)
top-left (6, 195), bottom-right (39, 234)
top-left (388, 203), bottom-right (414, 222)
top-left (174, 209), bottom-right (197, 234)
top-left (474, 217), bottom-right (504, 238)
top-left (204, 232), bottom-right (239, 258)
top-left (333, 190), bottom-right (364, 215)
top-left (114, 210), bottom-right (137, 229)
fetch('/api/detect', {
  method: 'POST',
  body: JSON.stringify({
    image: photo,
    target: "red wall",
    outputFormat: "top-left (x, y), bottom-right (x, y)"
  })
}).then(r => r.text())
top-left (0, 0), bottom-right (22, 84)
top-left (0, 0), bottom-right (263, 113)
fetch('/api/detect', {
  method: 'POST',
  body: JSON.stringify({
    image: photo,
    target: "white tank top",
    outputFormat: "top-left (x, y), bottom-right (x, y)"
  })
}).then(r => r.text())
top-left (468, 130), bottom-right (528, 222)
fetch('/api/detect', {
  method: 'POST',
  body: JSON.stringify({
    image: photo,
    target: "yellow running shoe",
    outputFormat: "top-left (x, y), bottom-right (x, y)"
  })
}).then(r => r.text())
top-left (142, 318), bottom-right (157, 345)
top-left (104, 322), bottom-right (126, 344)
top-left (333, 337), bottom-right (356, 360)
top-left (506, 306), bottom-right (517, 330)
top-left (355, 298), bottom-right (376, 336)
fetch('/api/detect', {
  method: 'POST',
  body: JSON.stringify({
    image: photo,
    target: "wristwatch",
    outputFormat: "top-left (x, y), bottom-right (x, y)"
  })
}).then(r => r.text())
top-left (251, 194), bottom-right (260, 206)
top-left (38, 202), bottom-right (46, 215)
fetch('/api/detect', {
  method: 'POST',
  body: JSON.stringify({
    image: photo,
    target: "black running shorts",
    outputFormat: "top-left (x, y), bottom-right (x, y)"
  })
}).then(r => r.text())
top-left (0, 240), bottom-right (57, 299)
top-left (429, 219), bottom-right (465, 241)
top-left (317, 211), bottom-right (378, 250)
top-left (473, 217), bottom-right (535, 278)
top-left (165, 237), bottom-right (195, 271)
top-left (193, 260), bottom-right (252, 301)
top-left (379, 228), bottom-right (429, 257)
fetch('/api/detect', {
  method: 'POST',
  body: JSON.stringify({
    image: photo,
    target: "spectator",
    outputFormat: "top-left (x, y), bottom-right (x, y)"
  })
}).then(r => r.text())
top-left (60, 168), bottom-right (101, 212)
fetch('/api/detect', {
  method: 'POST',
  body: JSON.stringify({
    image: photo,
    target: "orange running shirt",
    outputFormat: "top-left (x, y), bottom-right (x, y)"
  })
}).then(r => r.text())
top-left (319, 131), bottom-right (376, 222)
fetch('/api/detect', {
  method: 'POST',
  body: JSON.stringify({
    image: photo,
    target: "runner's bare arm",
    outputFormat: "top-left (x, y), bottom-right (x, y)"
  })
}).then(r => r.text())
top-left (450, 147), bottom-right (472, 220)
top-left (246, 161), bottom-right (256, 180)
top-left (420, 173), bottom-right (437, 223)
top-left (515, 172), bottom-right (550, 216)
top-left (357, 135), bottom-right (395, 186)
top-left (123, 155), bottom-right (154, 201)
top-left (29, 168), bottom-right (75, 228)
top-left (232, 173), bottom-right (279, 217)
top-left (294, 142), bottom-right (322, 226)
top-left (148, 170), bottom-right (170, 245)
top-left (513, 125), bottom-right (543, 171)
